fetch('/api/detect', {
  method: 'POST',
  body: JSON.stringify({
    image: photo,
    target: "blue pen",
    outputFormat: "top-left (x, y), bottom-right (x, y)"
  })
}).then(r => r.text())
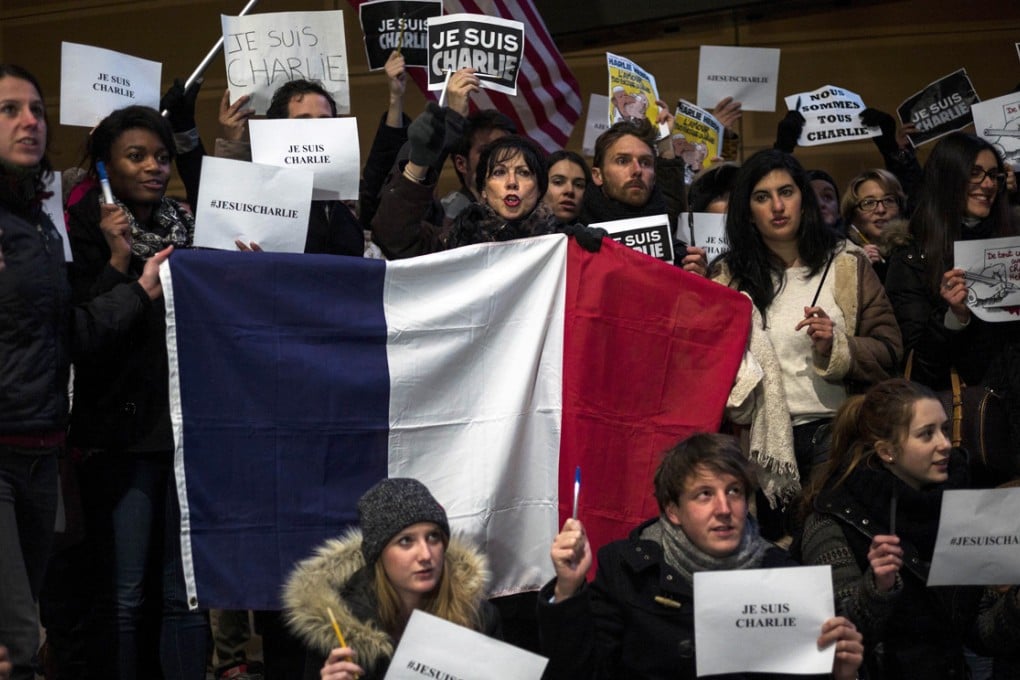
top-left (572, 466), bottom-right (581, 519)
top-left (96, 161), bottom-right (115, 205)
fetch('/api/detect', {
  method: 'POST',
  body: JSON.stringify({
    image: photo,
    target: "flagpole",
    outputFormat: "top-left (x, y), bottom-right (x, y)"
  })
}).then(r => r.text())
top-left (162, 0), bottom-right (261, 115)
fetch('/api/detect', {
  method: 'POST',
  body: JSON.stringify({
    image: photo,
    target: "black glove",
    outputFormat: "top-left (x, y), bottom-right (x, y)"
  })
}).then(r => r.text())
top-left (561, 223), bottom-right (606, 253)
top-left (773, 110), bottom-right (805, 153)
top-left (859, 107), bottom-right (899, 156)
top-left (408, 102), bottom-right (447, 169)
top-left (159, 77), bottom-right (202, 132)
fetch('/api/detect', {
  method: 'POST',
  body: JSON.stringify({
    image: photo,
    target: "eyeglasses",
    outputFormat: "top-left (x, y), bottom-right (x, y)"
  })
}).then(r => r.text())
top-left (856, 196), bottom-right (899, 213)
top-left (969, 166), bottom-right (1006, 187)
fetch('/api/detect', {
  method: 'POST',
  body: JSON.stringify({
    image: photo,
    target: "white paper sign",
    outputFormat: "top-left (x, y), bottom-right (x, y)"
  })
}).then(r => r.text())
top-left (40, 173), bottom-right (72, 262)
top-left (193, 156), bottom-right (313, 253)
top-left (384, 610), bottom-right (547, 680)
top-left (221, 11), bottom-right (349, 115)
top-left (971, 92), bottom-right (1020, 170)
top-left (929, 488), bottom-right (1020, 586)
top-left (783, 85), bottom-right (880, 147)
top-left (582, 94), bottom-right (611, 157)
top-left (697, 45), bottom-right (780, 112)
top-left (954, 236), bottom-right (1020, 321)
top-left (59, 42), bottom-right (161, 127)
top-left (677, 212), bottom-right (728, 261)
top-left (591, 214), bottom-right (674, 263)
top-left (249, 118), bottom-right (360, 201)
top-left (694, 565), bottom-right (835, 677)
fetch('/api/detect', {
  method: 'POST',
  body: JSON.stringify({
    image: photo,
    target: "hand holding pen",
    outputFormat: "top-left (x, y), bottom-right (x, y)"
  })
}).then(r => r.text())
top-left (96, 162), bottom-right (133, 273)
top-left (322, 607), bottom-right (363, 680)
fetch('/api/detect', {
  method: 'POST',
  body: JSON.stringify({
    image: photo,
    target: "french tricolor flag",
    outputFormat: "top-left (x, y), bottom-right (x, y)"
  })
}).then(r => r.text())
top-left (162, 235), bottom-right (750, 610)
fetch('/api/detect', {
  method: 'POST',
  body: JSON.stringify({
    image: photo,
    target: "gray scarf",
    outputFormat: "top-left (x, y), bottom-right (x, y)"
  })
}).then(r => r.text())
top-left (641, 514), bottom-right (771, 584)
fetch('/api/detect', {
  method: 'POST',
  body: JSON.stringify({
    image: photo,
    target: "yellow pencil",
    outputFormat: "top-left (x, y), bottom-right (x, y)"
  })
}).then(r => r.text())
top-left (326, 606), bottom-right (347, 648)
top-left (327, 606), bottom-right (360, 678)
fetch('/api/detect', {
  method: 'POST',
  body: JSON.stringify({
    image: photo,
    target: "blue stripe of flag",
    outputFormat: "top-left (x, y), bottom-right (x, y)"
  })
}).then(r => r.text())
top-left (169, 251), bottom-right (391, 609)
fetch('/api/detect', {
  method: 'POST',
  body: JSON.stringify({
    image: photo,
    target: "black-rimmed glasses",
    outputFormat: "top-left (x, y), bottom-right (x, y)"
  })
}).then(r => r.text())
top-left (856, 196), bottom-right (898, 213)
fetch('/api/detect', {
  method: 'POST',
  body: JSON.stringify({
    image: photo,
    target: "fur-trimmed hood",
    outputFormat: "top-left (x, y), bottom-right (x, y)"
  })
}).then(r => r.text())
top-left (877, 217), bottom-right (912, 252)
top-left (282, 528), bottom-right (491, 674)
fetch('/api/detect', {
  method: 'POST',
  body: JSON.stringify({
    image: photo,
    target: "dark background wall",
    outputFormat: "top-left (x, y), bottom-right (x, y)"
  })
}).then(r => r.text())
top-left (2, 0), bottom-right (1018, 197)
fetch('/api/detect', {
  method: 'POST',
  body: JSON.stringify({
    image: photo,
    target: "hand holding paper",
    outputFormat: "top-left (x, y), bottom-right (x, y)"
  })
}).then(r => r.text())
top-left (680, 246), bottom-right (708, 277)
top-left (219, 89), bottom-right (253, 143)
top-left (445, 68), bottom-right (480, 116)
top-left (819, 617), bottom-right (864, 680)
top-left (712, 96), bottom-right (743, 131)
top-left (550, 518), bottom-right (591, 602)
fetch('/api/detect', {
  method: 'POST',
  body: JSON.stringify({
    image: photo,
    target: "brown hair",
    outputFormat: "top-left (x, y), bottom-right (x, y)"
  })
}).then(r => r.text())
top-left (372, 538), bottom-right (480, 638)
top-left (839, 168), bottom-right (906, 227)
top-left (592, 117), bottom-right (657, 170)
top-left (653, 433), bottom-right (756, 514)
top-left (801, 378), bottom-right (939, 515)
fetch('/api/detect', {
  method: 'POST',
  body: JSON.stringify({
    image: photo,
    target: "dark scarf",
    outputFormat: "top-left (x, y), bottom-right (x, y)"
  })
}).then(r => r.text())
top-left (579, 182), bottom-right (669, 226)
top-left (76, 178), bottom-right (194, 258)
top-left (838, 452), bottom-right (968, 561)
top-left (442, 201), bottom-right (560, 250)
top-left (0, 159), bottom-right (49, 218)
top-left (641, 514), bottom-right (772, 585)
top-left (121, 196), bottom-right (194, 258)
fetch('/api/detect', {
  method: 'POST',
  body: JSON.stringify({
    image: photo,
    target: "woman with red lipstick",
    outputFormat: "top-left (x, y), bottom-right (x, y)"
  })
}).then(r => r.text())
top-left (885, 133), bottom-right (1019, 479)
top-left (64, 105), bottom-right (208, 679)
top-left (711, 150), bottom-right (901, 540)
top-left (284, 478), bottom-right (499, 680)
top-left (799, 378), bottom-right (1020, 679)
top-left (372, 104), bottom-right (602, 258)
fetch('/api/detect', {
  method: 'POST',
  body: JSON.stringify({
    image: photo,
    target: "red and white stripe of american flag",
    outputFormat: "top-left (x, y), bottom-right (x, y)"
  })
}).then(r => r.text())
top-left (353, 0), bottom-right (583, 153)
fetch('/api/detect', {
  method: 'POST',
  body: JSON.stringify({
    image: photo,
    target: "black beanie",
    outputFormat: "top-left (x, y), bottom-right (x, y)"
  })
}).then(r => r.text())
top-left (358, 478), bottom-right (450, 566)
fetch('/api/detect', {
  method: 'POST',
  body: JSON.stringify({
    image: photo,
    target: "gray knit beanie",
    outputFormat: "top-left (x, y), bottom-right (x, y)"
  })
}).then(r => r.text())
top-left (358, 478), bottom-right (450, 566)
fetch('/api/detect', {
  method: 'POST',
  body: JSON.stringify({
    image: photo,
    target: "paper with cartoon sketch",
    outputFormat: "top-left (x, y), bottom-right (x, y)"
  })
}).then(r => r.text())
top-left (955, 236), bottom-right (1020, 320)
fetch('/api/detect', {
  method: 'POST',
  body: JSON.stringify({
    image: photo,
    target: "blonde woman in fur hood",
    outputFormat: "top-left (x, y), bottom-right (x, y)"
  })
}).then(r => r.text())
top-left (284, 478), bottom-right (501, 679)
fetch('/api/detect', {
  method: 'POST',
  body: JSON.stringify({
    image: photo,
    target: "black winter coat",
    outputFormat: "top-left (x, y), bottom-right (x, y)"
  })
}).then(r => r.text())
top-left (66, 188), bottom-right (176, 451)
top-left (537, 518), bottom-right (819, 680)
top-left (802, 452), bottom-right (1020, 680)
top-left (0, 201), bottom-right (148, 438)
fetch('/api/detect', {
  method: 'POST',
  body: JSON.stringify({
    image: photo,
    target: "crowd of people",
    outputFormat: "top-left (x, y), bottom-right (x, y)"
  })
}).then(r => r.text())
top-left (2, 36), bottom-right (1020, 680)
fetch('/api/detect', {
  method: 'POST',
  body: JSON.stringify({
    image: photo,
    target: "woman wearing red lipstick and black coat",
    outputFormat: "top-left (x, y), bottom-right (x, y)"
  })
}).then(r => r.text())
top-left (884, 133), bottom-right (1020, 481)
top-left (371, 103), bottom-right (604, 259)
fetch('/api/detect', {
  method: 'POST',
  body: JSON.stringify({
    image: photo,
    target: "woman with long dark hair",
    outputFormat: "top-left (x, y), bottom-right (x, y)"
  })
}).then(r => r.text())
top-left (884, 132), bottom-right (1019, 480)
top-left (284, 478), bottom-right (500, 679)
top-left (0, 67), bottom-right (164, 679)
top-left (885, 134), bottom-right (1014, 367)
top-left (799, 378), bottom-right (1020, 679)
top-left (712, 150), bottom-right (901, 538)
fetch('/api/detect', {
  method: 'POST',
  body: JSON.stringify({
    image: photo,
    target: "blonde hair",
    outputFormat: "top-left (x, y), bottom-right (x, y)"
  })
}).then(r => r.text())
top-left (372, 543), bottom-right (481, 638)
top-left (839, 168), bottom-right (905, 227)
